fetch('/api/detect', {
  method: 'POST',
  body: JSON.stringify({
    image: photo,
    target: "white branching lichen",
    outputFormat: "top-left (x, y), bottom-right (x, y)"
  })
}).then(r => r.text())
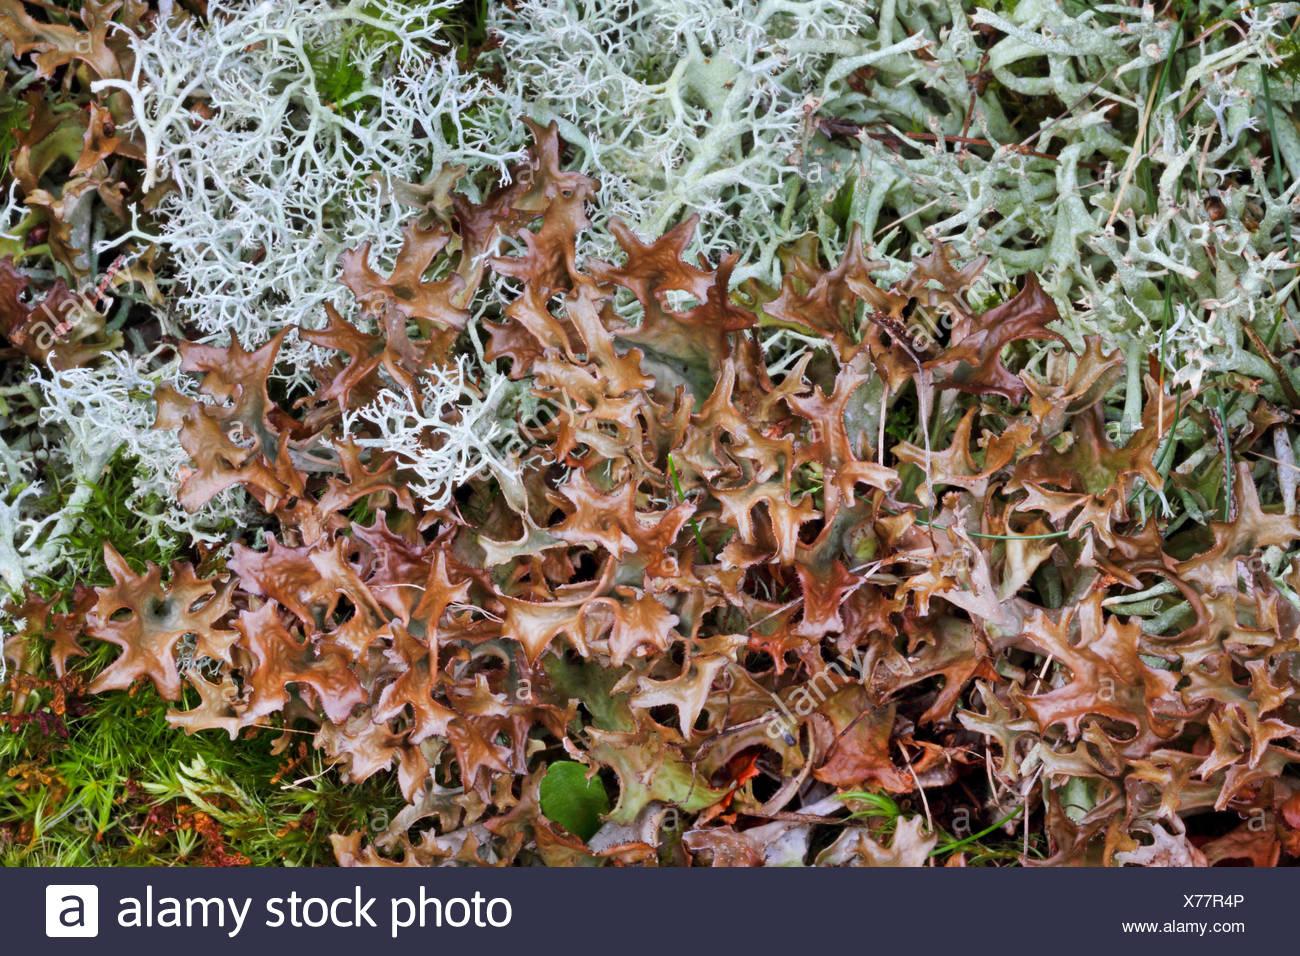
top-left (93, 0), bottom-right (520, 370)
top-left (32, 353), bottom-right (246, 543)
top-left (491, 0), bottom-right (895, 279)
top-left (343, 356), bottom-right (524, 512)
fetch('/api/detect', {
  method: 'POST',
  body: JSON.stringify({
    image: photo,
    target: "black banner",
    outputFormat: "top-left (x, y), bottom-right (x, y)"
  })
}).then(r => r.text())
top-left (2, 867), bottom-right (1278, 954)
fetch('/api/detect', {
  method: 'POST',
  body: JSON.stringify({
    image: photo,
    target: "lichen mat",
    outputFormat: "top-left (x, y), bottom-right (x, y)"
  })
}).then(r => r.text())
top-left (3, 0), bottom-right (1300, 868)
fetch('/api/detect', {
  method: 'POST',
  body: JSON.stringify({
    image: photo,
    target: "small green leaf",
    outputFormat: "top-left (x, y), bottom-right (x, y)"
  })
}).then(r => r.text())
top-left (539, 761), bottom-right (610, 841)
